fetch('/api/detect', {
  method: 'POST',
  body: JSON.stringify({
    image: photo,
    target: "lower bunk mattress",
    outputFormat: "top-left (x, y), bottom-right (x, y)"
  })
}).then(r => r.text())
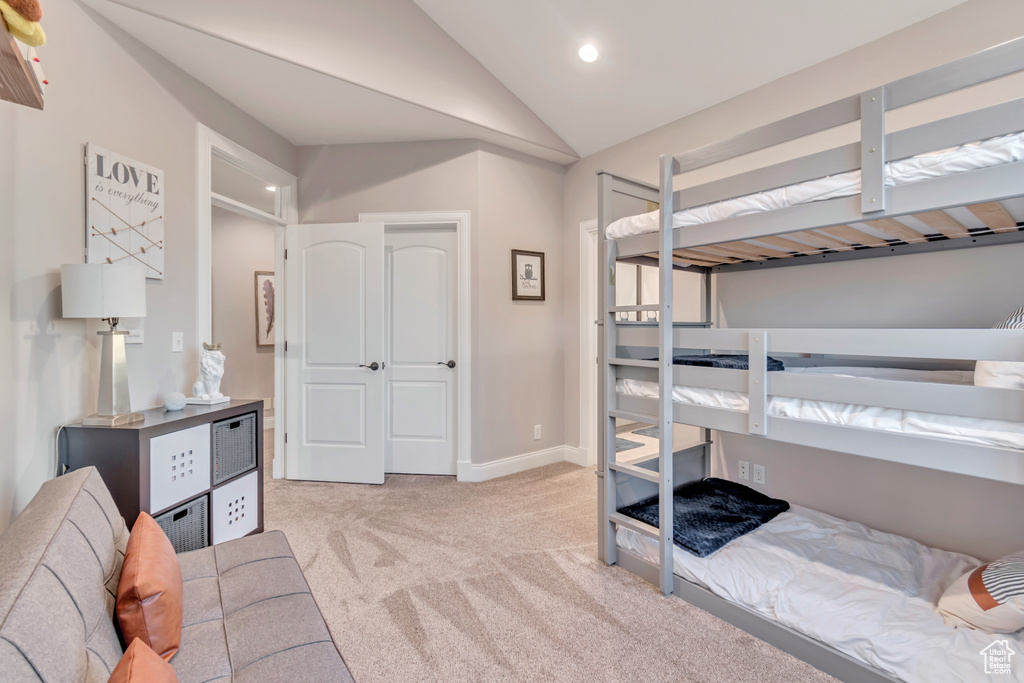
top-left (616, 505), bottom-right (1022, 682)
top-left (616, 365), bottom-right (1024, 450)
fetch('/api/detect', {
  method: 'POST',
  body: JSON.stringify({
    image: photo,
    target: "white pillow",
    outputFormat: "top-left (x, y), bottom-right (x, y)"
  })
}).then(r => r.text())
top-left (939, 550), bottom-right (1024, 633)
top-left (976, 307), bottom-right (1024, 390)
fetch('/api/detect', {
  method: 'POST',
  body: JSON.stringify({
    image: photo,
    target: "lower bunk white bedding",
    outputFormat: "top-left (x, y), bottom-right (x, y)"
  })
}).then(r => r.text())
top-left (616, 365), bottom-right (1024, 450)
top-left (616, 505), bottom-right (1021, 682)
top-left (605, 130), bottom-right (1024, 240)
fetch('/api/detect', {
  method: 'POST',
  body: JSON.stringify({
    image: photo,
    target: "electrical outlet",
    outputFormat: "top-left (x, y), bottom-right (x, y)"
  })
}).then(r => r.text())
top-left (172, 332), bottom-right (183, 353)
top-left (533, 424), bottom-right (542, 440)
top-left (738, 460), bottom-right (750, 481)
top-left (753, 464), bottom-right (766, 485)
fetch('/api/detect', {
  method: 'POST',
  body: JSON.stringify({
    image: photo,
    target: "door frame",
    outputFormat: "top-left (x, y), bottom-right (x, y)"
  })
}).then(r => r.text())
top-left (579, 219), bottom-right (598, 467)
top-left (197, 124), bottom-right (298, 480)
top-left (359, 211), bottom-right (472, 478)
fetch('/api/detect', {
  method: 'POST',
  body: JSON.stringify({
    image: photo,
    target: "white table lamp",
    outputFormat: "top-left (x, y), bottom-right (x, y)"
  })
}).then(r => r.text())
top-left (61, 264), bottom-right (147, 426)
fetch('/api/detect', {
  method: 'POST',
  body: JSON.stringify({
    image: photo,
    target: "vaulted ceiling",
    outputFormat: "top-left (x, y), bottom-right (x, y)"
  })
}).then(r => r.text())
top-left (81, 0), bottom-right (968, 164)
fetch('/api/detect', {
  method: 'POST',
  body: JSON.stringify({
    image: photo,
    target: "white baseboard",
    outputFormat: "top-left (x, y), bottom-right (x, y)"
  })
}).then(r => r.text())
top-left (457, 445), bottom-right (590, 482)
top-left (563, 446), bottom-right (592, 467)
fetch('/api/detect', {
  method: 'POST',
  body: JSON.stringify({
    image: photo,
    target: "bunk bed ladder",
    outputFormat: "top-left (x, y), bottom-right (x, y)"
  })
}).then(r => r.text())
top-left (598, 168), bottom-right (715, 597)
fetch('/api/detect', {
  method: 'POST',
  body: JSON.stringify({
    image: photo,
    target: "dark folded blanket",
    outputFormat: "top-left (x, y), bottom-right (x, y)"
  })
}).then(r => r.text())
top-left (618, 478), bottom-right (789, 558)
top-left (665, 354), bottom-right (785, 371)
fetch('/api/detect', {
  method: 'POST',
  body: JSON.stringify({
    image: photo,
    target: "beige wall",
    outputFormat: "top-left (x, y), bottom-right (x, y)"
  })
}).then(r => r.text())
top-left (563, 0), bottom-right (1024, 560)
top-left (211, 207), bottom-right (275, 403)
top-left (0, 0), bottom-right (296, 532)
top-left (298, 140), bottom-right (566, 464)
top-left (476, 144), bottom-right (566, 461)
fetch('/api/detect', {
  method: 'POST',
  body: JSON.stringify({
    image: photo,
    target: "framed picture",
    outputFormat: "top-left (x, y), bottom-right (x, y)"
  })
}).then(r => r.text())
top-left (511, 249), bottom-right (545, 301)
top-left (255, 271), bottom-right (275, 347)
top-left (85, 143), bottom-right (165, 280)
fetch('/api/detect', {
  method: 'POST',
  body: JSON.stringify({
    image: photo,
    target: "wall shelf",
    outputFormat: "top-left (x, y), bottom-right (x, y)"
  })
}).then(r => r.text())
top-left (0, 17), bottom-right (43, 110)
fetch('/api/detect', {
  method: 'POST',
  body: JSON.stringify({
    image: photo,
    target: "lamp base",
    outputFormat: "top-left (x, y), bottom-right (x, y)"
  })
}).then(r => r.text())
top-left (83, 412), bottom-right (145, 427)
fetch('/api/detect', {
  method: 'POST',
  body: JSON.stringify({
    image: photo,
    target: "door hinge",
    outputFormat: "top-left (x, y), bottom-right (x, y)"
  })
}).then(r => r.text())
top-left (284, 249), bottom-right (288, 260)
top-left (284, 432), bottom-right (288, 443)
top-left (284, 340), bottom-right (288, 352)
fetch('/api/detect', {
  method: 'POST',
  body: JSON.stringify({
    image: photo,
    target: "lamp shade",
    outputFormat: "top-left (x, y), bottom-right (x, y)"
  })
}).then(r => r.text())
top-left (61, 264), bottom-right (147, 319)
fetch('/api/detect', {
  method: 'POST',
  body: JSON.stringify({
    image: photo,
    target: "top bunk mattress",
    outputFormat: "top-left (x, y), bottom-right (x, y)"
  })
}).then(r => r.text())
top-left (616, 504), bottom-right (1021, 682)
top-left (605, 130), bottom-right (1024, 240)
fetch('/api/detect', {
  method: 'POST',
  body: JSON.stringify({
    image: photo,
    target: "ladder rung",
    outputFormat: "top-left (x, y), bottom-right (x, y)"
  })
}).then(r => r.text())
top-left (609, 358), bottom-right (658, 368)
top-left (609, 305), bottom-right (659, 313)
top-left (608, 461), bottom-right (660, 483)
top-left (609, 512), bottom-right (661, 540)
top-left (609, 410), bottom-right (658, 424)
top-left (620, 451), bottom-right (659, 466)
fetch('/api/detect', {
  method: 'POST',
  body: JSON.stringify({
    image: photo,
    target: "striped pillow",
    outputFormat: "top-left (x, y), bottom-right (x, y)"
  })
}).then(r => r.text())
top-left (995, 307), bottom-right (1024, 330)
top-left (975, 307), bottom-right (1024, 389)
top-left (973, 558), bottom-right (1024, 607)
top-left (939, 550), bottom-right (1024, 633)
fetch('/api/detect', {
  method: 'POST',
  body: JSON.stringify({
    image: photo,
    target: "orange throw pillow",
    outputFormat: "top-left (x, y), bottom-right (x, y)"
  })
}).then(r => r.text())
top-left (116, 512), bottom-right (183, 661)
top-left (108, 638), bottom-right (178, 683)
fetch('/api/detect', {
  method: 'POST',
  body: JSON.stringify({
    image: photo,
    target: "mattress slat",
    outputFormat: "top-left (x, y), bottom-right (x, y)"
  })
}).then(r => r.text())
top-left (750, 235), bottom-right (821, 255)
top-left (791, 230), bottom-right (856, 251)
top-left (819, 225), bottom-right (888, 247)
top-left (725, 241), bottom-right (794, 259)
top-left (692, 244), bottom-right (767, 262)
top-left (911, 210), bottom-right (970, 238)
top-left (864, 218), bottom-right (928, 244)
top-left (968, 201), bottom-right (1017, 231)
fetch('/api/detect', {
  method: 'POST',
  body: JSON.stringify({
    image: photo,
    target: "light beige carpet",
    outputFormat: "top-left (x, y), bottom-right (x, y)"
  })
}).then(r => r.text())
top-left (263, 438), bottom-right (836, 683)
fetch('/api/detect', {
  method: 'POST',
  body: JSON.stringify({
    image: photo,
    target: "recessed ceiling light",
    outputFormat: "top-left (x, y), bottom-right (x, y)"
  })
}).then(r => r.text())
top-left (266, 186), bottom-right (276, 192)
top-left (578, 44), bottom-right (598, 63)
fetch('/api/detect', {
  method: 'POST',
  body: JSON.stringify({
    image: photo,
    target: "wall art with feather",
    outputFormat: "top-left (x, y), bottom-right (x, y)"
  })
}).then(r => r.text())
top-left (254, 271), bottom-right (275, 347)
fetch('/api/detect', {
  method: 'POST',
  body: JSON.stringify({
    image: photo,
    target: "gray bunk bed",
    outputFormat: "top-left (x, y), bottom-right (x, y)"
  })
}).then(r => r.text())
top-left (598, 37), bottom-right (1024, 683)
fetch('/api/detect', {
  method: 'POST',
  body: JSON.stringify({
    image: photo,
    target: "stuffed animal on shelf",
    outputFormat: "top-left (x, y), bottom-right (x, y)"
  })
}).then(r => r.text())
top-left (0, 0), bottom-right (45, 47)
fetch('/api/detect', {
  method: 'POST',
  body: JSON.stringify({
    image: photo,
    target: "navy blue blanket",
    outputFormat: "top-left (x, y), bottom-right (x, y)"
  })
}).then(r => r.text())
top-left (618, 478), bottom-right (789, 558)
top-left (646, 354), bottom-right (785, 371)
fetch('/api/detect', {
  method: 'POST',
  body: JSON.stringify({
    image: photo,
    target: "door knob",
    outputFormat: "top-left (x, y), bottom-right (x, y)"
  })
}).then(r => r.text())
top-left (359, 362), bottom-right (380, 371)
top-left (437, 360), bottom-right (456, 369)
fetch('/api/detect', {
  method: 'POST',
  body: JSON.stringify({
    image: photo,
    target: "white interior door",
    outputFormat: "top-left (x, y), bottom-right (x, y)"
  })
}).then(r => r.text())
top-left (285, 223), bottom-right (385, 483)
top-left (385, 229), bottom-right (458, 475)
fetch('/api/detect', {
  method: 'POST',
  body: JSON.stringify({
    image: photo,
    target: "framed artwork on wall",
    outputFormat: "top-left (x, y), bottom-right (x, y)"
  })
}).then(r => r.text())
top-left (85, 143), bottom-right (165, 279)
top-left (255, 271), bottom-right (275, 347)
top-left (511, 249), bottom-right (545, 301)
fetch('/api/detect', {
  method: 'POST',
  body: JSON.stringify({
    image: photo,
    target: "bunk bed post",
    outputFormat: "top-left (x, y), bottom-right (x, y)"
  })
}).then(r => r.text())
top-left (597, 172), bottom-right (618, 566)
top-left (860, 86), bottom-right (887, 214)
top-left (657, 154), bottom-right (677, 595)
top-left (702, 267), bottom-right (713, 477)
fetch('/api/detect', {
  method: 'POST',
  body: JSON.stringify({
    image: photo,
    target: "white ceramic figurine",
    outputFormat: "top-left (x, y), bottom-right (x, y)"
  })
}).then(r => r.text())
top-left (189, 342), bottom-right (229, 404)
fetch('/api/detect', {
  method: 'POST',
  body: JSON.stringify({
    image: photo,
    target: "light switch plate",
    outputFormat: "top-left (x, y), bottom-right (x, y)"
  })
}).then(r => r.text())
top-left (738, 460), bottom-right (750, 481)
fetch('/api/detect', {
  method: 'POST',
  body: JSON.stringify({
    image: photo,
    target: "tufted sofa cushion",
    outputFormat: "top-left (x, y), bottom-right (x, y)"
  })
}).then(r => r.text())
top-left (173, 530), bottom-right (352, 683)
top-left (0, 467), bottom-right (353, 683)
top-left (0, 468), bottom-right (128, 682)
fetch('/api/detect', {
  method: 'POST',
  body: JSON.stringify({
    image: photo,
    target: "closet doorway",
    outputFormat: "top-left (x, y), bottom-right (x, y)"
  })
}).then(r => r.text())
top-left (284, 211), bottom-right (471, 483)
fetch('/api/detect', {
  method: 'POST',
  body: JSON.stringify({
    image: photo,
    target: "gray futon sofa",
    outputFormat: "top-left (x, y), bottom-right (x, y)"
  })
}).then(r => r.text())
top-left (0, 467), bottom-right (354, 682)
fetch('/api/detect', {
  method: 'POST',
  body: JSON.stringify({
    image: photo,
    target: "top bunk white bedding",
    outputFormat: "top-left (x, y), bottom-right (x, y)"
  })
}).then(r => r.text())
top-left (605, 130), bottom-right (1024, 240)
top-left (616, 504), bottom-right (1020, 682)
top-left (616, 366), bottom-right (1024, 451)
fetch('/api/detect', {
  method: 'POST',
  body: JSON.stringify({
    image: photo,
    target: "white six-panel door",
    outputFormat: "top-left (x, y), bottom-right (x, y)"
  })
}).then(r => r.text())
top-left (385, 230), bottom-right (458, 475)
top-left (285, 223), bottom-right (385, 483)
